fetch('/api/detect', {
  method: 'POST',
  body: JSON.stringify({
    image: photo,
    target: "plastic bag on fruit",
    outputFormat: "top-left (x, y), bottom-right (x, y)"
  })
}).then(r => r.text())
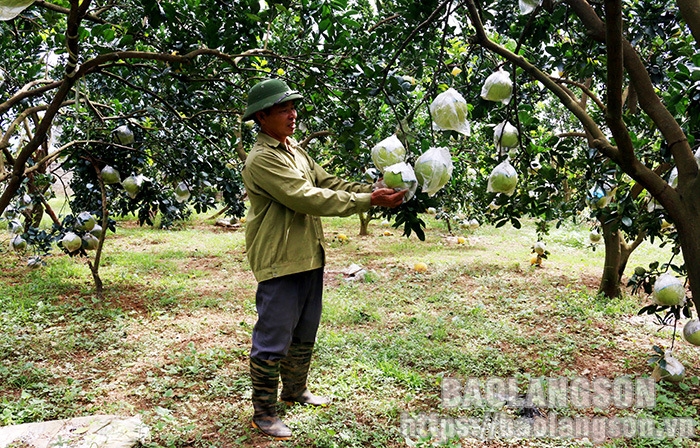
top-left (371, 135), bottom-right (406, 173)
top-left (429, 88), bottom-right (471, 135)
top-left (493, 121), bottom-right (519, 153)
top-left (174, 182), bottom-right (191, 203)
top-left (382, 162), bottom-right (418, 201)
top-left (481, 70), bottom-right (513, 105)
top-left (652, 350), bottom-right (685, 383)
top-left (586, 184), bottom-right (615, 210)
top-left (121, 174), bottom-right (150, 199)
top-left (0, 0), bottom-right (35, 21)
top-left (487, 159), bottom-right (518, 196)
top-left (414, 147), bottom-right (454, 196)
top-left (101, 165), bottom-right (121, 184)
top-left (652, 273), bottom-right (686, 306)
top-left (519, 0), bottom-right (541, 14)
top-left (668, 167), bottom-right (678, 188)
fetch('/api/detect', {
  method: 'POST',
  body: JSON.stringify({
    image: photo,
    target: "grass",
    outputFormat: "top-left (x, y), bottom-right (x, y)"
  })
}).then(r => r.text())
top-left (1, 210), bottom-right (699, 447)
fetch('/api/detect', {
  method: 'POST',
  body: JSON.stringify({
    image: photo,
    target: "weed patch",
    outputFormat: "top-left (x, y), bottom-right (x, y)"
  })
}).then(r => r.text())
top-left (1, 216), bottom-right (698, 447)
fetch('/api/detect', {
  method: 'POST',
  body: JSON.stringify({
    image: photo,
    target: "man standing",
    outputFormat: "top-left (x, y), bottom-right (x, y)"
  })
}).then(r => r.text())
top-left (241, 78), bottom-right (405, 440)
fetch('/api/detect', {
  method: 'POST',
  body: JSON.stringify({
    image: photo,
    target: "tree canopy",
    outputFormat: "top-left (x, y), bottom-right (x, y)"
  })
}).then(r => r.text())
top-left (2, 0), bottom-right (700, 315)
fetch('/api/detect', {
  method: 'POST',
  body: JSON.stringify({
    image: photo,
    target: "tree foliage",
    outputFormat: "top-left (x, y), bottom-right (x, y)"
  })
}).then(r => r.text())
top-left (2, 0), bottom-right (700, 314)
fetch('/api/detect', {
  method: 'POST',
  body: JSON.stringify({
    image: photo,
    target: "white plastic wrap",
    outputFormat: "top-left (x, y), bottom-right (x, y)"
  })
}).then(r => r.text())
top-left (414, 147), bottom-right (454, 196)
top-left (519, 0), bottom-right (542, 14)
top-left (371, 135), bottom-right (406, 173)
top-left (481, 70), bottom-right (513, 105)
top-left (586, 184), bottom-right (613, 210)
top-left (101, 165), bottom-right (121, 185)
top-left (383, 162), bottom-right (418, 201)
top-left (668, 167), bottom-right (678, 188)
top-left (0, 0), bottom-right (35, 21)
top-left (652, 273), bottom-right (686, 306)
top-left (429, 88), bottom-right (471, 135)
top-left (494, 121), bottom-right (519, 150)
top-left (487, 159), bottom-right (518, 196)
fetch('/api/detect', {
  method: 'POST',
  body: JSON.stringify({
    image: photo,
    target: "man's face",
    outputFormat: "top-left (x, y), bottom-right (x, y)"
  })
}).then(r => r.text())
top-left (258, 100), bottom-right (297, 143)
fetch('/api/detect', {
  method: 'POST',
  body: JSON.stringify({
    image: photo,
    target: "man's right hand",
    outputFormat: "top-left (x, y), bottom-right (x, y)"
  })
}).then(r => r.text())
top-left (370, 188), bottom-right (407, 208)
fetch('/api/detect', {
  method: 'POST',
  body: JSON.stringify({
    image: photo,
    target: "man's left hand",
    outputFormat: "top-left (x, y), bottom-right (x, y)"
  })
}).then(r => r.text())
top-left (370, 188), bottom-right (406, 208)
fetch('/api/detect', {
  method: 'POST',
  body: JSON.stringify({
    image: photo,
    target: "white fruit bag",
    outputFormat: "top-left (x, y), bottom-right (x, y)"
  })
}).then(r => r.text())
top-left (383, 162), bottom-right (418, 201)
top-left (481, 70), bottom-right (513, 105)
top-left (519, 0), bottom-right (542, 14)
top-left (653, 273), bottom-right (686, 306)
top-left (487, 159), bottom-right (518, 196)
top-left (371, 135), bottom-right (406, 173)
top-left (101, 165), bottom-right (121, 184)
top-left (414, 147), bottom-right (454, 196)
top-left (494, 121), bottom-right (519, 150)
top-left (429, 88), bottom-right (471, 135)
top-left (0, 0), bottom-right (35, 21)
top-left (653, 351), bottom-right (685, 383)
top-left (586, 184), bottom-right (614, 210)
top-left (668, 167), bottom-right (678, 188)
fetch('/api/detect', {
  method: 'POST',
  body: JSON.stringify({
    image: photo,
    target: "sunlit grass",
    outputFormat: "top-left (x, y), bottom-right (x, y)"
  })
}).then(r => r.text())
top-left (0, 210), bottom-right (697, 447)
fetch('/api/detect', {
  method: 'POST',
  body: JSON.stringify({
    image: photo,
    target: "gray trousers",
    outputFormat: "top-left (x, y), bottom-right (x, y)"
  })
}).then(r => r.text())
top-left (250, 267), bottom-right (324, 361)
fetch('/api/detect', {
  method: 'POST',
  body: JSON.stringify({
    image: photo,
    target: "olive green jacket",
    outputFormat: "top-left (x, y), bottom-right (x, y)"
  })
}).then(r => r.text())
top-left (242, 133), bottom-right (373, 282)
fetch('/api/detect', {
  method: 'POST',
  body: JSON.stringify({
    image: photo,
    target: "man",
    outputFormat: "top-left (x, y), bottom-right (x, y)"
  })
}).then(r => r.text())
top-left (241, 78), bottom-right (405, 440)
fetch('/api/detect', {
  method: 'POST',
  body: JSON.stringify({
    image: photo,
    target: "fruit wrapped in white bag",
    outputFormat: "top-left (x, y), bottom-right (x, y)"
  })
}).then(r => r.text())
top-left (487, 159), bottom-right (518, 196)
top-left (0, 0), bottom-right (35, 20)
top-left (429, 88), bottom-right (471, 135)
top-left (101, 165), bottom-right (121, 184)
top-left (519, 0), bottom-right (542, 14)
top-left (481, 70), bottom-right (513, 105)
top-left (652, 273), bottom-right (686, 306)
top-left (586, 184), bottom-right (614, 210)
top-left (652, 351), bottom-right (685, 383)
top-left (371, 135), bottom-right (406, 173)
top-left (494, 121), bottom-right (519, 150)
top-left (382, 162), bottom-right (418, 201)
top-left (414, 147), bottom-right (454, 196)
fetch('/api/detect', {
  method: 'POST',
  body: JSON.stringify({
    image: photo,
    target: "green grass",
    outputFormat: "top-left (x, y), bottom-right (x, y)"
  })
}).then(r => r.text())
top-left (1, 211), bottom-right (699, 447)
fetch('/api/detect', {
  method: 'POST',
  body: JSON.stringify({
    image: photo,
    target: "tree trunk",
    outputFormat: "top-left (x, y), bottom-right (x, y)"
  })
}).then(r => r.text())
top-left (85, 159), bottom-right (109, 300)
top-left (677, 0), bottom-right (700, 48)
top-left (674, 204), bottom-right (700, 314)
top-left (597, 220), bottom-right (646, 299)
top-left (88, 260), bottom-right (104, 300)
top-left (598, 220), bottom-right (622, 298)
top-left (359, 212), bottom-right (370, 236)
top-left (617, 229), bottom-right (646, 281)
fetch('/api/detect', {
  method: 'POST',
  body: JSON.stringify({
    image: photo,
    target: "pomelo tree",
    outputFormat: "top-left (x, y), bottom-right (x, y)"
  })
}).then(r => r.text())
top-left (3, 0), bottom-right (700, 311)
top-left (348, 0), bottom-right (697, 303)
top-left (450, 0), bottom-right (700, 308)
top-left (1, 0), bottom-right (267, 295)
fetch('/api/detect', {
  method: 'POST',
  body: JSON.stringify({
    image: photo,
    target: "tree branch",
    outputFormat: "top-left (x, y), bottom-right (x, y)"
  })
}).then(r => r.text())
top-left (464, 0), bottom-right (614, 160)
top-left (368, 14), bottom-right (400, 33)
top-left (0, 80), bottom-right (63, 116)
top-left (378, 0), bottom-right (453, 90)
top-left (0, 0), bottom-right (90, 215)
top-left (299, 130), bottom-right (333, 149)
top-left (677, 0), bottom-right (700, 47)
top-left (76, 48), bottom-right (239, 78)
top-left (33, 0), bottom-right (105, 23)
top-left (564, 0), bottom-right (695, 201)
top-left (604, 0), bottom-right (636, 168)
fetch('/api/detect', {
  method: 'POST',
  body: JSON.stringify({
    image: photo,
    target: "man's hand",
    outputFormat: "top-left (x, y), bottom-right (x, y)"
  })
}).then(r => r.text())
top-left (370, 188), bottom-right (406, 208)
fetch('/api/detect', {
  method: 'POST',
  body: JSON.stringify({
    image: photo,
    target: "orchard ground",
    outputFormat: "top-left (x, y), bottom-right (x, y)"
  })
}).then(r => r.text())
top-left (1, 208), bottom-right (699, 448)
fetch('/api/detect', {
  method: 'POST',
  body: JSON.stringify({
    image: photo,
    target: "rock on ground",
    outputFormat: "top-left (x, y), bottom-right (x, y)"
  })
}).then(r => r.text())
top-left (0, 415), bottom-right (149, 448)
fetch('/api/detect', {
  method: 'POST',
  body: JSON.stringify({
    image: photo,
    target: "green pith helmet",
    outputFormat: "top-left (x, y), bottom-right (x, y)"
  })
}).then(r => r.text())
top-left (242, 78), bottom-right (303, 121)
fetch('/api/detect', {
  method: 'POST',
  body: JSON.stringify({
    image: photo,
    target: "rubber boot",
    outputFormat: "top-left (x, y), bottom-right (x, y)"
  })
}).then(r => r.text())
top-left (280, 342), bottom-right (329, 406)
top-left (250, 357), bottom-right (292, 440)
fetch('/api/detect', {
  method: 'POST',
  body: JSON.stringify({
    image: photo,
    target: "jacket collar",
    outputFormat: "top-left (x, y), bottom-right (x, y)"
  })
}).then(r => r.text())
top-left (258, 132), bottom-right (298, 154)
